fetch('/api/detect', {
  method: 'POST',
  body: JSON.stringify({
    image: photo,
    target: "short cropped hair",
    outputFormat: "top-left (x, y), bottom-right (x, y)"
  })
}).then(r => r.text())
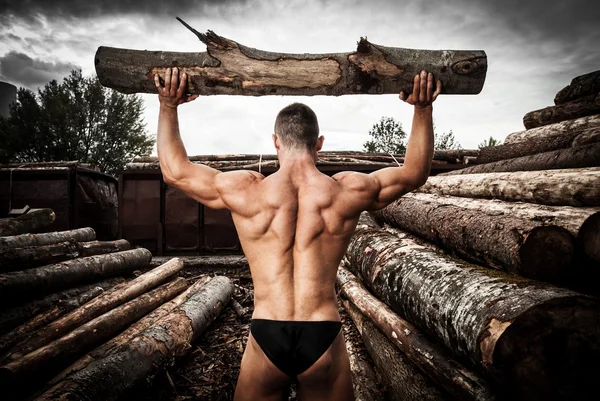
top-left (274, 103), bottom-right (319, 150)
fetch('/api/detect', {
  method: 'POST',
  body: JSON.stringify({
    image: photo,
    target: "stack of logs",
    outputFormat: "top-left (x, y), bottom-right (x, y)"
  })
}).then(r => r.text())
top-left (0, 209), bottom-right (234, 400)
top-left (339, 70), bottom-right (600, 401)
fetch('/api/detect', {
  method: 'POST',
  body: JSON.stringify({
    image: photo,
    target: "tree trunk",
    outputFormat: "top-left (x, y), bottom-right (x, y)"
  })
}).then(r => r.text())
top-left (149, 255), bottom-right (248, 269)
top-left (3, 257), bottom-right (183, 361)
top-left (0, 278), bottom-right (188, 396)
top-left (504, 114), bottom-right (600, 145)
top-left (46, 276), bottom-right (213, 387)
top-left (344, 213), bottom-right (600, 401)
top-left (432, 150), bottom-right (479, 163)
top-left (476, 128), bottom-right (600, 164)
top-left (0, 228), bottom-right (96, 249)
top-left (38, 276), bottom-right (233, 401)
top-left (445, 142), bottom-right (600, 175)
top-left (579, 212), bottom-right (600, 265)
top-left (554, 70), bottom-right (600, 105)
top-left (0, 248), bottom-right (152, 301)
top-left (0, 239), bottom-right (131, 272)
top-left (0, 209), bottom-right (56, 237)
top-left (0, 285), bottom-right (106, 356)
top-left (0, 278), bottom-right (124, 336)
top-left (371, 194), bottom-right (577, 284)
top-left (523, 99), bottom-right (600, 129)
top-left (338, 267), bottom-right (491, 401)
top-left (95, 22), bottom-right (487, 97)
top-left (418, 167), bottom-right (600, 207)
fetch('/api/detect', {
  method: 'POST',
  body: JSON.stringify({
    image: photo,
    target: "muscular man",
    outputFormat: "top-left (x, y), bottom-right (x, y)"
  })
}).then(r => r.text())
top-left (155, 67), bottom-right (441, 400)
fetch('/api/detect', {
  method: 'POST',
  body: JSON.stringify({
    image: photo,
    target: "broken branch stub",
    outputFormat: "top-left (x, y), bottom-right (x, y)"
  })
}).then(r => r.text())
top-left (95, 21), bottom-right (486, 96)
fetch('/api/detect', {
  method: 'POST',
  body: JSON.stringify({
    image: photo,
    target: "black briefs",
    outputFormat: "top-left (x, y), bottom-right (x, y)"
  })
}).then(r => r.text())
top-left (250, 318), bottom-right (342, 377)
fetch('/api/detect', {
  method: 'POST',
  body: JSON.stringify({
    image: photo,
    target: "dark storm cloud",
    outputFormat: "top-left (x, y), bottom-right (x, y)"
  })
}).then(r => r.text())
top-left (0, 51), bottom-right (79, 89)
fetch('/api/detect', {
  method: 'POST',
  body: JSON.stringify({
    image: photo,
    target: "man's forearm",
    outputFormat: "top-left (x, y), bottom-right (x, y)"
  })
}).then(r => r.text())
top-left (403, 106), bottom-right (434, 185)
top-left (157, 105), bottom-right (190, 181)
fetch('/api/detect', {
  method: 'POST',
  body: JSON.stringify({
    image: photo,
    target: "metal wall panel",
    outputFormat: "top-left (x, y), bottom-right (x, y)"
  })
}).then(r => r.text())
top-left (165, 185), bottom-right (200, 251)
top-left (202, 207), bottom-right (240, 252)
top-left (121, 178), bottom-right (160, 251)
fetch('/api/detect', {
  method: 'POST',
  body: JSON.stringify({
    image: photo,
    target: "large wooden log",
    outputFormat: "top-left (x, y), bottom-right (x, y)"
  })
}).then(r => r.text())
top-left (344, 213), bottom-right (600, 401)
top-left (476, 127), bottom-right (600, 164)
top-left (338, 267), bottom-right (491, 401)
top-left (371, 194), bottom-right (576, 284)
top-left (523, 99), bottom-right (600, 129)
top-left (554, 70), bottom-right (600, 105)
top-left (0, 209), bottom-right (55, 237)
top-left (446, 142), bottom-right (600, 175)
top-left (0, 227), bottom-right (96, 249)
top-left (418, 167), bottom-right (600, 206)
top-left (3, 257), bottom-right (183, 360)
top-left (504, 114), bottom-right (600, 145)
top-left (0, 278), bottom-right (188, 396)
top-left (0, 239), bottom-right (131, 272)
top-left (0, 248), bottom-right (152, 300)
top-left (38, 276), bottom-right (233, 401)
top-left (0, 278), bottom-right (124, 336)
top-left (579, 212), bottom-right (600, 266)
top-left (96, 20), bottom-right (486, 97)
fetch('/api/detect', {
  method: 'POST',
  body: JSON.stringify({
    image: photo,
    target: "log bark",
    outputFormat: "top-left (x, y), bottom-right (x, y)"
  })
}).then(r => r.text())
top-left (418, 167), bottom-right (600, 207)
top-left (433, 149), bottom-right (479, 163)
top-left (371, 194), bottom-right (577, 284)
top-left (0, 278), bottom-right (188, 395)
top-left (96, 22), bottom-right (487, 97)
top-left (149, 255), bottom-right (248, 269)
top-left (0, 209), bottom-right (56, 237)
top-left (0, 227), bottom-right (96, 249)
top-left (0, 239), bottom-right (131, 272)
top-left (338, 267), bottom-right (490, 401)
top-left (504, 114), bottom-right (600, 145)
top-left (38, 276), bottom-right (233, 401)
top-left (46, 276), bottom-right (213, 387)
top-left (476, 127), bottom-right (600, 164)
top-left (344, 213), bottom-right (600, 401)
top-left (554, 70), bottom-right (600, 105)
top-left (446, 142), bottom-right (600, 175)
top-left (523, 99), bottom-right (600, 129)
top-left (3, 257), bottom-right (183, 361)
top-left (0, 248), bottom-right (152, 301)
top-left (579, 212), bottom-right (600, 265)
top-left (0, 278), bottom-right (124, 336)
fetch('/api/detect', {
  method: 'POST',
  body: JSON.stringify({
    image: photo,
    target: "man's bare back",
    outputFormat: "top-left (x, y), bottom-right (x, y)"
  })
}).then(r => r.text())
top-left (154, 67), bottom-right (441, 400)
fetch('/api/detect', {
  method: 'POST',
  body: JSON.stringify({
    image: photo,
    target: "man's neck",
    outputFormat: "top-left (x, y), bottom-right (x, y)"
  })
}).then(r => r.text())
top-left (277, 149), bottom-right (318, 172)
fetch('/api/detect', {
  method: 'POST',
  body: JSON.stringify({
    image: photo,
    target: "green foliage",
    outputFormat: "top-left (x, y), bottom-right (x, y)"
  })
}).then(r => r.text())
top-left (434, 130), bottom-right (461, 150)
top-left (478, 136), bottom-right (502, 148)
top-left (0, 70), bottom-right (154, 176)
top-left (363, 116), bottom-right (407, 154)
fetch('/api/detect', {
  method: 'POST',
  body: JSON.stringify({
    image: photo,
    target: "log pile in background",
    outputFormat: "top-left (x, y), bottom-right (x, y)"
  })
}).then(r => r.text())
top-left (0, 211), bottom-right (234, 400)
top-left (0, 208), bottom-right (56, 237)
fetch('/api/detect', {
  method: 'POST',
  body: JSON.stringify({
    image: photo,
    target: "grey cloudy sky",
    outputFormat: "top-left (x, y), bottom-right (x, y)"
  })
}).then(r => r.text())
top-left (1, 0), bottom-right (599, 154)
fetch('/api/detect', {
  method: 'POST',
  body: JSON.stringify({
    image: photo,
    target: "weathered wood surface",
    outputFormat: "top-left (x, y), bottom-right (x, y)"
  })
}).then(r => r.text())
top-left (4, 257), bottom-right (182, 360)
top-left (0, 209), bottom-right (55, 237)
top-left (0, 278), bottom-right (124, 336)
top-left (0, 278), bottom-right (187, 394)
top-left (0, 227), bottom-right (96, 249)
top-left (523, 99), bottom-right (600, 129)
top-left (338, 267), bottom-right (491, 401)
top-left (418, 167), bottom-right (600, 206)
top-left (0, 248), bottom-right (152, 300)
top-left (504, 114), bottom-right (600, 145)
top-left (38, 276), bottom-right (233, 401)
top-left (0, 285), bottom-right (105, 356)
top-left (46, 276), bottom-right (212, 387)
top-left (96, 21), bottom-right (487, 97)
top-left (447, 142), bottom-right (600, 175)
top-left (149, 255), bottom-right (248, 269)
top-left (579, 212), bottom-right (600, 265)
top-left (476, 127), bottom-right (600, 164)
top-left (555, 70), bottom-right (600, 105)
top-left (372, 194), bottom-right (576, 284)
top-left (0, 239), bottom-right (131, 272)
top-left (344, 213), bottom-right (600, 401)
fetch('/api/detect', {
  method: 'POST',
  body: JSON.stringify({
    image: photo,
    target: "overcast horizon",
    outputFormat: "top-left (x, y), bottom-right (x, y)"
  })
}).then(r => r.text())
top-left (1, 0), bottom-right (599, 155)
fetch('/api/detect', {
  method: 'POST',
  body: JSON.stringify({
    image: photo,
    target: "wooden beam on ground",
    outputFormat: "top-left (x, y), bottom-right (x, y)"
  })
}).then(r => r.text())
top-left (504, 114), bottom-right (600, 145)
top-left (0, 228), bottom-right (96, 249)
top-left (523, 99), bottom-right (600, 129)
top-left (0, 209), bottom-right (56, 237)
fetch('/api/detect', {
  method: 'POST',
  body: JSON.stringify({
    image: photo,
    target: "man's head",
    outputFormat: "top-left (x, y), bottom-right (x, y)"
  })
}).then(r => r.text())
top-left (273, 103), bottom-right (323, 153)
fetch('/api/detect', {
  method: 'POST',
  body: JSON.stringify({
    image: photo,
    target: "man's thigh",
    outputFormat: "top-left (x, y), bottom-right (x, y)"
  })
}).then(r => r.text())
top-left (234, 333), bottom-right (291, 401)
top-left (296, 331), bottom-right (354, 401)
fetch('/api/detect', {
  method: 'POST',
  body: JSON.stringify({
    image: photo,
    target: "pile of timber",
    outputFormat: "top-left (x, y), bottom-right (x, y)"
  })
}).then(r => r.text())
top-left (0, 210), bottom-right (234, 400)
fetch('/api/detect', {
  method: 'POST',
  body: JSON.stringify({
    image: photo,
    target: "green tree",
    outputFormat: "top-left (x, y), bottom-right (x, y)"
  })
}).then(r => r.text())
top-left (434, 130), bottom-right (461, 150)
top-left (0, 70), bottom-right (154, 176)
top-left (363, 116), bottom-right (407, 154)
top-left (478, 136), bottom-right (502, 148)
